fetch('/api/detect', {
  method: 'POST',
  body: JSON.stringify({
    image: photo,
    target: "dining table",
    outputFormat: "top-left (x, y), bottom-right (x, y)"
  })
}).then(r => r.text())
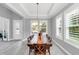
top-left (27, 33), bottom-right (52, 55)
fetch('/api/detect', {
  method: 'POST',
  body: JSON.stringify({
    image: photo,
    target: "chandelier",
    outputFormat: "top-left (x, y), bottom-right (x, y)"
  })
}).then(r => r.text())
top-left (36, 3), bottom-right (40, 32)
top-left (36, 3), bottom-right (39, 20)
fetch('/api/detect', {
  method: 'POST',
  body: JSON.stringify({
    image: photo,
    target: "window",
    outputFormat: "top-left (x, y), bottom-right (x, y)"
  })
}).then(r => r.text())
top-left (40, 21), bottom-right (48, 33)
top-left (56, 16), bottom-right (62, 39)
top-left (15, 22), bottom-right (20, 34)
top-left (31, 20), bottom-right (39, 33)
top-left (31, 20), bottom-right (48, 33)
top-left (0, 17), bottom-right (9, 41)
top-left (65, 9), bottom-right (79, 48)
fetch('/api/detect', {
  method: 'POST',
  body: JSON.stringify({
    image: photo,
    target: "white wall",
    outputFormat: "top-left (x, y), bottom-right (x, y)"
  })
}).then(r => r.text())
top-left (48, 19), bottom-right (52, 36)
top-left (0, 4), bottom-right (23, 40)
top-left (51, 17), bottom-right (56, 40)
top-left (50, 3), bottom-right (79, 54)
top-left (23, 19), bottom-right (31, 39)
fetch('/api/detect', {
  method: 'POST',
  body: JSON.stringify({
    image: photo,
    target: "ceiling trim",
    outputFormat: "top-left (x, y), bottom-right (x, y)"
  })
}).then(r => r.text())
top-left (19, 4), bottom-right (30, 16)
top-left (50, 3), bottom-right (73, 19)
top-left (5, 3), bottom-right (25, 18)
top-left (47, 3), bottom-right (54, 14)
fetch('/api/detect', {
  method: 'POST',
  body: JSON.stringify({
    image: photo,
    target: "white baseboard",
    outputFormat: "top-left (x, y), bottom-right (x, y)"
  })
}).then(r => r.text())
top-left (53, 39), bottom-right (72, 55)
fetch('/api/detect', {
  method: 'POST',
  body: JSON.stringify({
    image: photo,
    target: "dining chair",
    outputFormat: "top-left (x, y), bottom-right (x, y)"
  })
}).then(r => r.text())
top-left (28, 44), bottom-right (35, 55)
top-left (46, 44), bottom-right (52, 55)
top-left (27, 35), bottom-right (34, 55)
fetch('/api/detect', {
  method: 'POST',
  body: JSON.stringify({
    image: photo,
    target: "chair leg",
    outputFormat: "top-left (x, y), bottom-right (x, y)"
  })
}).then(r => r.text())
top-left (29, 49), bottom-right (30, 55)
top-left (2, 38), bottom-right (3, 41)
top-left (29, 48), bottom-right (32, 55)
top-left (48, 48), bottom-right (50, 55)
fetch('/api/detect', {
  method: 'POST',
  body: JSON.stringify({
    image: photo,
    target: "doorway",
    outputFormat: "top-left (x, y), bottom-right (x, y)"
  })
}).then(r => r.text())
top-left (13, 20), bottom-right (23, 40)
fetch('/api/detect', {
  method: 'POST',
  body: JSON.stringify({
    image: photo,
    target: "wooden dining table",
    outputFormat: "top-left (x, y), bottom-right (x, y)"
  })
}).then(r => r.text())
top-left (27, 33), bottom-right (52, 55)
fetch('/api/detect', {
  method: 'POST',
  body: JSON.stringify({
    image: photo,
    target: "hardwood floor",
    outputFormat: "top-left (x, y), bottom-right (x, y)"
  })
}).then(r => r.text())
top-left (0, 39), bottom-right (65, 55)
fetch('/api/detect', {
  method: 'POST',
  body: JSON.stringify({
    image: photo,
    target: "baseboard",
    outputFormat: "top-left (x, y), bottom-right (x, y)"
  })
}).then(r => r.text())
top-left (53, 39), bottom-right (72, 55)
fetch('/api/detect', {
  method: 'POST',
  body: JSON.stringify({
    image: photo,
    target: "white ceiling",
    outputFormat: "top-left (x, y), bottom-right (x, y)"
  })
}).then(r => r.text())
top-left (4, 3), bottom-right (71, 19)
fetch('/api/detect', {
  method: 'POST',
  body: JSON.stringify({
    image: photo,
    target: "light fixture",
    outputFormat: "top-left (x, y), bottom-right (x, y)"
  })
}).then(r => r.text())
top-left (36, 3), bottom-right (39, 20)
top-left (36, 3), bottom-right (40, 32)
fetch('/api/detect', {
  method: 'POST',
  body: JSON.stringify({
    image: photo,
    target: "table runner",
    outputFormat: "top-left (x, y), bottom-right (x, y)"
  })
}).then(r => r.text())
top-left (31, 33), bottom-right (48, 44)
